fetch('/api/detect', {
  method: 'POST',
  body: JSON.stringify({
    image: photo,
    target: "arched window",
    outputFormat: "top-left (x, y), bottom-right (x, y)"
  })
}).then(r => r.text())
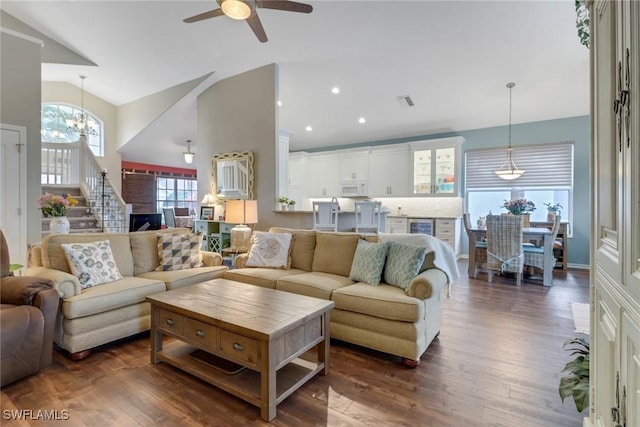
top-left (41, 103), bottom-right (104, 157)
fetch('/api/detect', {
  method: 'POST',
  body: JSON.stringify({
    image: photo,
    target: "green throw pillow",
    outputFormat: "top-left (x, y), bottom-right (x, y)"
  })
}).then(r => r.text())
top-left (349, 240), bottom-right (388, 286)
top-left (383, 241), bottom-right (427, 290)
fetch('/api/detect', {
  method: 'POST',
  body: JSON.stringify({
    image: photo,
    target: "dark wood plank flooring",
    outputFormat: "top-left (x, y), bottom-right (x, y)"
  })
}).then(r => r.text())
top-left (1, 260), bottom-right (589, 426)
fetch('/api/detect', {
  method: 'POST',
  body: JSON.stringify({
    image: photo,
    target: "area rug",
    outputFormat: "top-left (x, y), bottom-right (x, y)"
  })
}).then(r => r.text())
top-left (571, 302), bottom-right (590, 335)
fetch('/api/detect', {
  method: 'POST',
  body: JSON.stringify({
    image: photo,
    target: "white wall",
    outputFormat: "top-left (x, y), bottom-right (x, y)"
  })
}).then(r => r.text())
top-left (197, 64), bottom-right (279, 229)
top-left (0, 30), bottom-right (42, 247)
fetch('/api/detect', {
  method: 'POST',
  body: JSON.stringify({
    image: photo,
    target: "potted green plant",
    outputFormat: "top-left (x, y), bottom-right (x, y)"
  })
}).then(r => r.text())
top-left (287, 199), bottom-right (296, 211)
top-left (277, 196), bottom-right (289, 210)
top-left (544, 202), bottom-right (563, 222)
top-left (559, 337), bottom-right (589, 413)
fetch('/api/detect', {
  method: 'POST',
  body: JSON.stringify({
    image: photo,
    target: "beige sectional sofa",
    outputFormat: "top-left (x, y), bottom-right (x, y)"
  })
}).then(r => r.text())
top-left (224, 228), bottom-right (457, 366)
top-left (26, 229), bottom-right (228, 359)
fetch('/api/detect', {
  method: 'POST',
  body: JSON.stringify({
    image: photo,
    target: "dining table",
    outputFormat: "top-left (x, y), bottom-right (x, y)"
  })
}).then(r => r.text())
top-left (468, 227), bottom-right (554, 286)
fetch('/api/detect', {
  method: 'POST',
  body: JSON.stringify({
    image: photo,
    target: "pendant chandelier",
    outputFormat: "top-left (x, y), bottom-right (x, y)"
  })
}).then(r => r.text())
top-left (183, 140), bottom-right (195, 164)
top-left (66, 75), bottom-right (98, 138)
top-left (494, 82), bottom-right (525, 180)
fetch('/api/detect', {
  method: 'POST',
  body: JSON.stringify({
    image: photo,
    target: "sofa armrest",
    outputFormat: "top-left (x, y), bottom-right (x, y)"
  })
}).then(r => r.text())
top-left (234, 253), bottom-right (249, 269)
top-left (0, 275), bottom-right (54, 305)
top-left (201, 251), bottom-right (223, 267)
top-left (23, 267), bottom-right (81, 299)
top-left (406, 268), bottom-right (448, 300)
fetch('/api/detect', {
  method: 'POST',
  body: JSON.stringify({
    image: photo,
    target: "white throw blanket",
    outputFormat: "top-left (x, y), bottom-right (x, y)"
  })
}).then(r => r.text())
top-left (379, 232), bottom-right (460, 298)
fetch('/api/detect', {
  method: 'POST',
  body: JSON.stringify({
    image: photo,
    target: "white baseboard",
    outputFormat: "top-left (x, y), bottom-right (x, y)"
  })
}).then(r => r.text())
top-left (568, 263), bottom-right (590, 270)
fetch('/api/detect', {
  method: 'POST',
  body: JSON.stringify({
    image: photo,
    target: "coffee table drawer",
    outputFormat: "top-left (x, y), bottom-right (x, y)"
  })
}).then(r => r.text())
top-left (158, 309), bottom-right (185, 335)
top-left (185, 319), bottom-right (219, 351)
top-left (220, 330), bottom-right (259, 367)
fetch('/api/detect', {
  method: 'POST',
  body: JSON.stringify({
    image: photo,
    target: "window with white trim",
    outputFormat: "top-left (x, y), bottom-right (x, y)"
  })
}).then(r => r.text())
top-left (156, 177), bottom-right (198, 221)
top-left (41, 103), bottom-right (104, 157)
top-left (465, 142), bottom-right (574, 234)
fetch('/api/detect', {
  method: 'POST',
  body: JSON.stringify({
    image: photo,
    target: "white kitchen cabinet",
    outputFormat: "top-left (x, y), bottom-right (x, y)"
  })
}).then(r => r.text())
top-left (409, 136), bottom-right (464, 196)
top-left (288, 152), bottom-right (308, 207)
top-left (338, 148), bottom-right (370, 181)
top-left (307, 152), bottom-right (340, 197)
top-left (385, 217), bottom-right (408, 234)
top-left (435, 218), bottom-right (461, 257)
top-left (588, 1), bottom-right (640, 426)
top-left (369, 144), bottom-right (410, 196)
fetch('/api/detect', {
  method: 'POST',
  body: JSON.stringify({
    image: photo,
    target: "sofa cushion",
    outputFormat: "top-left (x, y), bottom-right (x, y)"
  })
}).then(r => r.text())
top-left (138, 266), bottom-right (228, 291)
top-left (311, 232), bottom-right (360, 276)
top-left (61, 277), bottom-right (165, 319)
top-left (245, 231), bottom-right (292, 269)
top-left (130, 228), bottom-right (192, 275)
top-left (276, 272), bottom-right (354, 300)
top-left (331, 283), bottom-right (423, 323)
top-left (349, 240), bottom-right (388, 286)
top-left (61, 240), bottom-right (123, 289)
top-left (155, 233), bottom-right (203, 271)
top-left (269, 228), bottom-right (316, 271)
top-left (41, 233), bottom-right (134, 277)
top-left (223, 268), bottom-right (306, 289)
top-left (384, 242), bottom-right (427, 290)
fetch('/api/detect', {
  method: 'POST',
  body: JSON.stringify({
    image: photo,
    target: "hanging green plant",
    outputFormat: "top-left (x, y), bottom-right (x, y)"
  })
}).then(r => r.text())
top-left (575, 0), bottom-right (590, 49)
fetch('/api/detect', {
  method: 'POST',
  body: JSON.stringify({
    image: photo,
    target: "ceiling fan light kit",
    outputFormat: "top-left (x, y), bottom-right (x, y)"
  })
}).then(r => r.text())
top-left (184, 0), bottom-right (313, 43)
top-left (219, 0), bottom-right (252, 20)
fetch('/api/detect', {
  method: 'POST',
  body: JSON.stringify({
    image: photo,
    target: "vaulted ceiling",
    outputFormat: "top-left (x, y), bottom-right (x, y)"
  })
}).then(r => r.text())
top-left (1, 1), bottom-right (589, 168)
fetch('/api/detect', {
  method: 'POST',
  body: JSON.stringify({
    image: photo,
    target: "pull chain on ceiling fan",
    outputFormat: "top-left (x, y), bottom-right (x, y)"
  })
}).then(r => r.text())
top-left (183, 0), bottom-right (313, 43)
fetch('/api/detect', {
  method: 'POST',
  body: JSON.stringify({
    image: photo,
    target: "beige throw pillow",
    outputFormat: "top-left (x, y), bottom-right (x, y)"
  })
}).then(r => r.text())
top-left (61, 240), bottom-right (123, 289)
top-left (245, 231), bottom-right (292, 269)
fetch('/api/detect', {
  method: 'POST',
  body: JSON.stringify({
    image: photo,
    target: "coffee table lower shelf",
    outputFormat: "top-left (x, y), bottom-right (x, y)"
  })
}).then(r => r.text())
top-left (157, 340), bottom-right (323, 409)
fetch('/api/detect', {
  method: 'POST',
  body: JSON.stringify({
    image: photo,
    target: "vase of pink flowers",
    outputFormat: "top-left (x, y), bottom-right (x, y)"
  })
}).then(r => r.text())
top-left (502, 199), bottom-right (536, 215)
top-left (38, 193), bottom-right (78, 234)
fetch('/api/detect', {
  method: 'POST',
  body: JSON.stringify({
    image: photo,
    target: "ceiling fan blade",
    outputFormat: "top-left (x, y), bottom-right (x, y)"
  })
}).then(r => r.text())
top-left (183, 9), bottom-right (225, 23)
top-left (257, 0), bottom-right (313, 14)
top-left (246, 13), bottom-right (268, 43)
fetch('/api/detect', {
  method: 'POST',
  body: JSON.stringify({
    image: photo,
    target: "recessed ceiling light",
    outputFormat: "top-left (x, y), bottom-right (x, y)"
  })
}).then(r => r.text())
top-left (358, 117), bottom-right (366, 124)
top-left (305, 126), bottom-right (313, 132)
top-left (277, 100), bottom-right (282, 107)
top-left (331, 87), bottom-right (340, 94)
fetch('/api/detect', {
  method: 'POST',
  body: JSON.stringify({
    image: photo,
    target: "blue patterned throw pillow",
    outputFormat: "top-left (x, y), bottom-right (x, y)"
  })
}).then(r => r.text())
top-left (349, 240), bottom-right (388, 286)
top-left (61, 240), bottom-right (123, 289)
top-left (383, 241), bottom-right (427, 290)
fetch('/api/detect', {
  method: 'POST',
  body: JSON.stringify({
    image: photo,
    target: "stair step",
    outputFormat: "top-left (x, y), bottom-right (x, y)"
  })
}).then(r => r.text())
top-left (41, 185), bottom-right (83, 197)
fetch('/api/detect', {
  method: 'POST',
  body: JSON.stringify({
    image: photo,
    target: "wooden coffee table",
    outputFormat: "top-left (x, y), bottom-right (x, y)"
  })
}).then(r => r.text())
top-left (146, 278), bottom-right (334, 421)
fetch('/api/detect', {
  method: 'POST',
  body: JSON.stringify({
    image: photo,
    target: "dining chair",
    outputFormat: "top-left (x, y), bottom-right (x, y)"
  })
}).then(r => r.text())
top-left (312, 201), bottom-right (338, 231)
top-left (485, 214), bottom-right (524, 286)
top-left (354, 201), bottom-right (382, 233)
top-left (523, 214), bottom-right (561, 275)
top-left (174, 207), bottom-right (190, 216)
top-left (462, 213), bottom-right (487, 278)
top-left (162, 208), bottom-right (176, 228)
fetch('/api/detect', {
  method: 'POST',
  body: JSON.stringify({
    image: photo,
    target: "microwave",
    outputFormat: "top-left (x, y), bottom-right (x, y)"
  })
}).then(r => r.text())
top-left (341, 180), bottom-right (369, 197)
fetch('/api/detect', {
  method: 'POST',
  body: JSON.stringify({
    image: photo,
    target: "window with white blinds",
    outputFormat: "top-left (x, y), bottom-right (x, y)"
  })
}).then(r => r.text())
top-left (465, 142), bottom-right (574, 189)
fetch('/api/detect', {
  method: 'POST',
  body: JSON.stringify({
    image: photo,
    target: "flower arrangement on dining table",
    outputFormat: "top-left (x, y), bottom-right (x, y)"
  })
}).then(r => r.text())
top-left (38, 192), bottom-right (78, 217)
top-left (502, 198), bottom-right (536, 215)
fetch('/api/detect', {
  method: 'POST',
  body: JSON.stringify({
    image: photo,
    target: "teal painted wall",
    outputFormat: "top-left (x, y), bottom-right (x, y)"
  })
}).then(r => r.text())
top-left (300, 115), bottom-right (591, 266)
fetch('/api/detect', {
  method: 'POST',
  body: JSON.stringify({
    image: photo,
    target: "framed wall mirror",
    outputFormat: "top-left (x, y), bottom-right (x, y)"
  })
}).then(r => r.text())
top-left (212, 151), bottom-right (254, 199)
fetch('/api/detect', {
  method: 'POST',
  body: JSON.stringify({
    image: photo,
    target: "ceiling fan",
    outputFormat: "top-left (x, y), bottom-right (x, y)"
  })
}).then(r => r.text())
top-left (183, 0), bottom-right (313, 43)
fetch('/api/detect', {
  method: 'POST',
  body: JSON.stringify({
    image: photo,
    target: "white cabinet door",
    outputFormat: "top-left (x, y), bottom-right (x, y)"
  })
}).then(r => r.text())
top-left (308, 153), bottom-right (340, 197)
top-left (409, 137), bottom-right (464, 197)
top-left (288, 153), bottom-right (307, 207)
top-left (338, 149), bottom-right (369, 181)
top-left (386, 217), bottom-right (408, 234)
top-left (369, 145), bottom-right (410, 196)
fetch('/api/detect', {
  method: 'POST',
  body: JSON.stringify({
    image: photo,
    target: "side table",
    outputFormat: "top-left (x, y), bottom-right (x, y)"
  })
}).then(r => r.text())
top-left (222, 247), bottom-right (247, 268)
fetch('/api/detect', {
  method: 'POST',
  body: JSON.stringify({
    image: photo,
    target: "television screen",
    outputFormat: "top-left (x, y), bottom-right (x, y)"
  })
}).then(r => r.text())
top-left (129, 213), bottom-right (162, 232)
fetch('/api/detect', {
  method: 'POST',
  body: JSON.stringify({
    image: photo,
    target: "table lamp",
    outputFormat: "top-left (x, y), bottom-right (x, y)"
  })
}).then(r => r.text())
top-left (225, 199), bottom-right (258, 251)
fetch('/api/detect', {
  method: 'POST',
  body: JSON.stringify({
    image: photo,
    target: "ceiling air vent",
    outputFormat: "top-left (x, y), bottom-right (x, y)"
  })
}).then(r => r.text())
top-left (397, 95), bottom-right (415, 107)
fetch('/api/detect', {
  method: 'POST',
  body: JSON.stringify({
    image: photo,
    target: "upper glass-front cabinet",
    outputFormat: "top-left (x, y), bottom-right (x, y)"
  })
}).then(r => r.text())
top-left (409, 137), bottom-right (464, 196)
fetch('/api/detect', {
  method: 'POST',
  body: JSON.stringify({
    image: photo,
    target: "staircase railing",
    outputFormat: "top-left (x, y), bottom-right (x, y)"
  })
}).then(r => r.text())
top-left (41, 141), bottom-right (128, 232)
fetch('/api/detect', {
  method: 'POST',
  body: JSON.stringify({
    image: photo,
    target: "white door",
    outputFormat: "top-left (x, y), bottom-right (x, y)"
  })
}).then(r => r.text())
top-left (0, 124), bottom-right (27, 267)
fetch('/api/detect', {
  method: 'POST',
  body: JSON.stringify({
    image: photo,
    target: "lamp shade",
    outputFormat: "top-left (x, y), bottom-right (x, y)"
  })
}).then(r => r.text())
top-left (201, 193), bottom-right (216, 205)
top-left (225, 200), bottom-right (258, 224)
